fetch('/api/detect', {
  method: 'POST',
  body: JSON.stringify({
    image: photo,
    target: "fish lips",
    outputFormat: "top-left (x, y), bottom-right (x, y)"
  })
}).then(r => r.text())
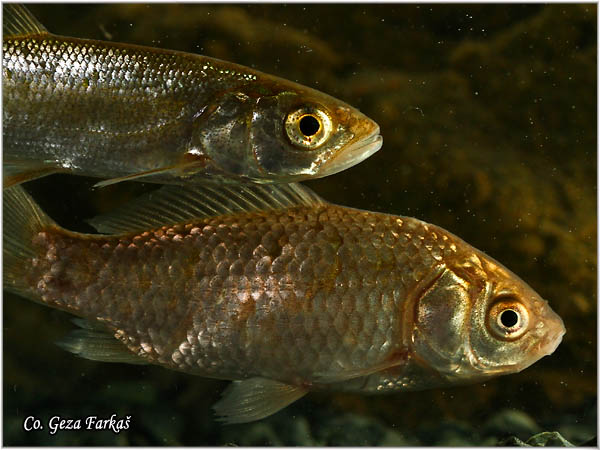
top-left (315, 128), bottom-right (383, 178)
top-left (538, 306), bottom-right (566, 357)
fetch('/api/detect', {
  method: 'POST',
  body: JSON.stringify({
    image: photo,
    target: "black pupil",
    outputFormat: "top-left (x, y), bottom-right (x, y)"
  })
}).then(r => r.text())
top-left (299, 115), bottom-right (320, 137)
top-left (500, 309), bottom-right (519, 328)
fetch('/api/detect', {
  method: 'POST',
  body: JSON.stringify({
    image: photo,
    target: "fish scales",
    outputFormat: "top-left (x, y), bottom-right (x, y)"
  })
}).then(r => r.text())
top-left (24, 205), bottom-right (448, 384)
top-left (3, 183), bottom-right (565, 423)
top-left (3, 5), bottom-right (382, 187)
top-left (4, 35), bottom-right (247, 172)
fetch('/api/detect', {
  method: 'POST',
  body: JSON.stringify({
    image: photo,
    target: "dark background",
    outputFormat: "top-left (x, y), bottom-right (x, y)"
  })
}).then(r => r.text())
top-left (3, 4), bottom-right (596, 445)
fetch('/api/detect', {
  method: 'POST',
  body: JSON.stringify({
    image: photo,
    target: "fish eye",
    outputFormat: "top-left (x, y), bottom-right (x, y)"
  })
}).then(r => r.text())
top-left (285, 105), bottom-right (333, 150)
top-left (487, 297), bottom-right (529, 341)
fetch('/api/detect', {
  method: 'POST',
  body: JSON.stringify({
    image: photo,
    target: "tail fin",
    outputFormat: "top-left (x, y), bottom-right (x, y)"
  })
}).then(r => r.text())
top-left (3, 185), bottom-right (56, 294)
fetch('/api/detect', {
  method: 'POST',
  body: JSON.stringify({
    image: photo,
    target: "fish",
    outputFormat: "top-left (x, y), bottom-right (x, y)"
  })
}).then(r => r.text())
top-left (3, 183), bottom-right (565, 424)
top-left (2, 4), bottom-right (382, 188)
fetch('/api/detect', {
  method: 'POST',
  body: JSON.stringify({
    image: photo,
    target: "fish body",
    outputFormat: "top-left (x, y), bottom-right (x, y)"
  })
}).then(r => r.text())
top-left (2, 5), bottom-right (381, 187)
top-left (3, 183), bottom-right (565, 423)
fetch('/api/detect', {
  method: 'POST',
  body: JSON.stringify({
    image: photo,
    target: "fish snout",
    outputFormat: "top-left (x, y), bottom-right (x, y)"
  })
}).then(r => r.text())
top-left (538, 303), bottom-right (566, 357)
top-left (316, 125), bottom-right (382, 178)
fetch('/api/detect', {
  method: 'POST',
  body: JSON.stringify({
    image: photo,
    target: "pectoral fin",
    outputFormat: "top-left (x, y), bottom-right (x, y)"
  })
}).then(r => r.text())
top-left (213, 378), bottom-right (308, 424)
top-left (93, 158), bottom-right (210, 188)
top-left (312, 349), bottom-right (410, 383)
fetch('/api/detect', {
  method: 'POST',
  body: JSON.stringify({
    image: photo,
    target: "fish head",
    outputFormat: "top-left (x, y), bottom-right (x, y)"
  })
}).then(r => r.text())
top-left (465, 252), bottom-right (566, 375)
top-left (412, 249), bottom-right (565, 386)
top-left (196, 82), bottom-right (381, 182)
top-left (247, 86), bottom-right (382, 182)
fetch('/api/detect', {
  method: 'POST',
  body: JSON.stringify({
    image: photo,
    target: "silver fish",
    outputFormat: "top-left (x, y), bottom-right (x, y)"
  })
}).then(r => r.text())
top-left (2, 4), bottom-right (381, 188)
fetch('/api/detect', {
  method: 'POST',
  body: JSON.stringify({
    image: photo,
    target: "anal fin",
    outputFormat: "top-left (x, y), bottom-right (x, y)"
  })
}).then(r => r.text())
top-left (213, 378), bottom-right (308, 424)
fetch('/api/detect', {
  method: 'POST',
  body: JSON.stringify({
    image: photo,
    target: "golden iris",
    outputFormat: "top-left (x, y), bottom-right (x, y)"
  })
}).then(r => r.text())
top-left (284, 105), bottom-right (333, 150)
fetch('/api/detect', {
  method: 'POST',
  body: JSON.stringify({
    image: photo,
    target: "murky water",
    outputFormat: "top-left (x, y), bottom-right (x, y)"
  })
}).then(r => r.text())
top-left (3, 4), bottom-right (596, 445)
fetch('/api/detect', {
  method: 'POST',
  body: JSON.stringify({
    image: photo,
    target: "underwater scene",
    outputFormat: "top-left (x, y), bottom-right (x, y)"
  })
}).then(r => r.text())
top-left (2, 3), bottom-right (596, 446)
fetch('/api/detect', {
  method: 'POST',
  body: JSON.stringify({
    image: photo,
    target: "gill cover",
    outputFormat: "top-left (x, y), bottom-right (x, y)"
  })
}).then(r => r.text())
top-left (192, 92), bottom-right (257, 178)
top-left (413, 268), bottom-right (473, 376)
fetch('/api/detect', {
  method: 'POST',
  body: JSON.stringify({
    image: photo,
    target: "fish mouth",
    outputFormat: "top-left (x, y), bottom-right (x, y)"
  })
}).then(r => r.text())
top-left (540, 309), bottom-right (566, 356)
top-left (316, 127), bottom-right (383, 178)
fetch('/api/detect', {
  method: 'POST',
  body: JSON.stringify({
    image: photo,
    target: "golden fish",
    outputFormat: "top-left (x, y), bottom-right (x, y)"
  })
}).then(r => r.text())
top-left (2, 4), bottom-right (381, 188)
top-left (3, 183), bottom-right (565, 423)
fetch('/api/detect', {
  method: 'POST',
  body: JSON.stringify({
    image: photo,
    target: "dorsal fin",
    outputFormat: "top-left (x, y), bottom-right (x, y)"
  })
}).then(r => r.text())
top-left (3, 4), bottom-right (48, 38)
top-left (88, 182), bottom-right (325, 235)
